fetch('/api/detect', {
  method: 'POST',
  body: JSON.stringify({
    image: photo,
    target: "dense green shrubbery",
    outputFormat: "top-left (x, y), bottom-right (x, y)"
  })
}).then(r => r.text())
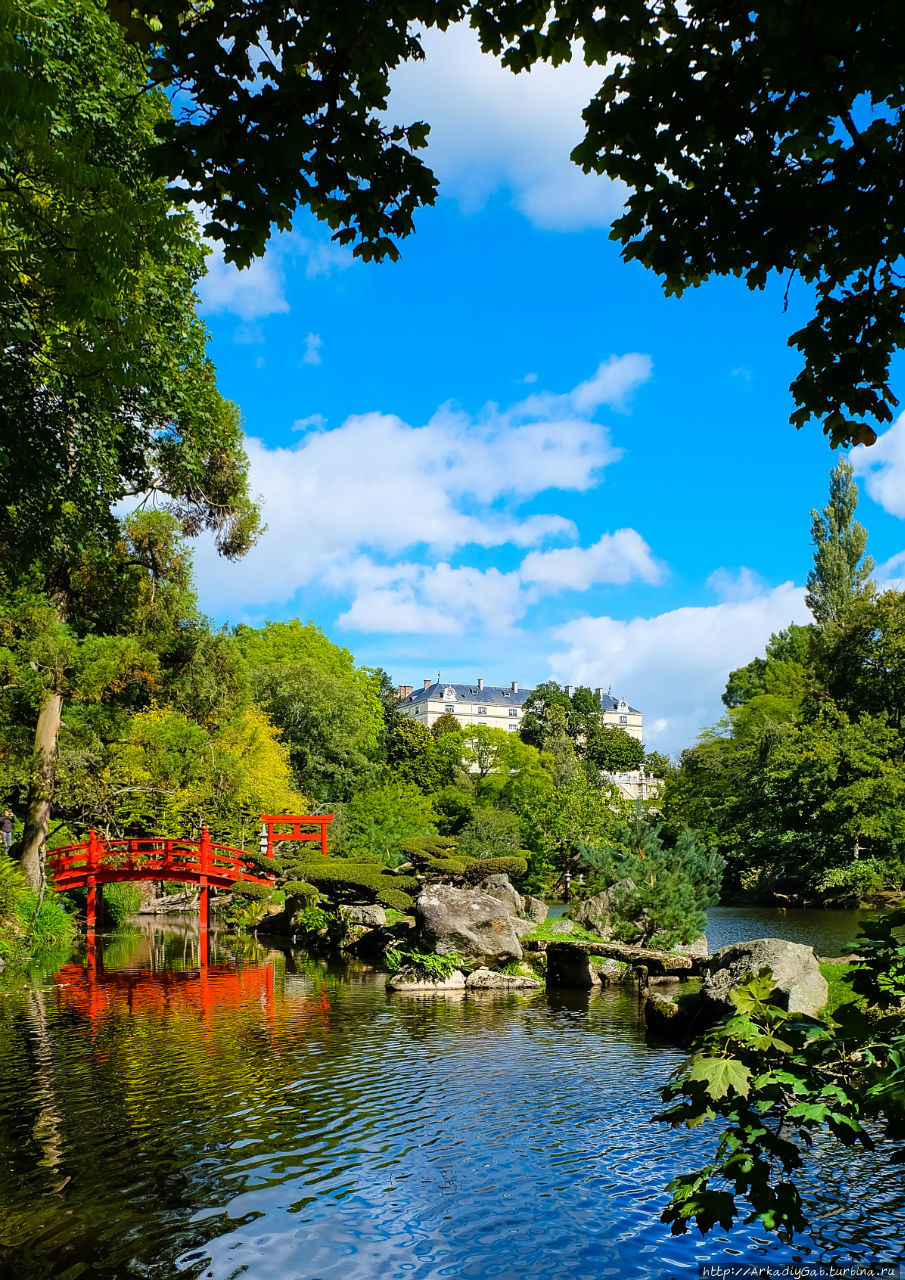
top-left (460, 855), bottom-right (528, 883)
top-left (659, 909), bottom-right (905, 1244)
top-left (385, 945), bottom-right (464, 978)
top-left (103, 883), bottom-right (143, 926)
top-left (281, 879), bottom-right (318, 898)
top-left (0, 859), bottom-right (74, 963)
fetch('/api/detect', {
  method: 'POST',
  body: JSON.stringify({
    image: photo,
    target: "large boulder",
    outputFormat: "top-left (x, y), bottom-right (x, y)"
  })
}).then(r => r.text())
top-left (571, 879), bottom-right (636, 938)
top-left (465, 967), bottom-right (543, 991)
top-left (339, 904), bottom-right (387, 928)
top-left (511, 917), bottom-right (536, 938)
top-left (702, 938), bottom-right (828, 1018)
top-left (478, 873), bottom-right (523, 919)
top-left (523, 895), bottom-right (548, 924)
top-left (415, 884), bottom-right (523, 967)
top-left (677, 934), bottom-right (709, 960)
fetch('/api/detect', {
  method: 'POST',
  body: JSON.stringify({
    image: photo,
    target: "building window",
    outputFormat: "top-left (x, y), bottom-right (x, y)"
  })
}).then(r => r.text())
top-left (478, 706), bottom-right (487, 715)
top-left (508, 723), bottom-right (519, 732)
top-left (445, 704), bottom-right (456, 713)
top-left (508, 708), bottom-right (518, 717)
top-left (619, 715), bottom-right (628, 724)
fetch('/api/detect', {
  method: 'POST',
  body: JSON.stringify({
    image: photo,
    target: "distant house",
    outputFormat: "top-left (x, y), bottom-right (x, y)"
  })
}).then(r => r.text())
top-left (395, 679), bottom-right (644, 742)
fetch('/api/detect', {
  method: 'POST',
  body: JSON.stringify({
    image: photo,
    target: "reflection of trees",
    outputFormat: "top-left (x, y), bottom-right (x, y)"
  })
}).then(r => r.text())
top-left (0, 937), bottom-right (654, 1279)
top-left (0, 941), bottom-right (405, 1276)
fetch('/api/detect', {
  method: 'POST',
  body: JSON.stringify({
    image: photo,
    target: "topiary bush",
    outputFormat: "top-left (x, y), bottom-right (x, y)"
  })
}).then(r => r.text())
top-left (230, 881), bottom-right (274, 901)
top-left (281, 879), bottom-right (318, 898)
top-left (289, 860), bottom-right (418, 911)
top-left (460, 854), bottom-right (528, 882)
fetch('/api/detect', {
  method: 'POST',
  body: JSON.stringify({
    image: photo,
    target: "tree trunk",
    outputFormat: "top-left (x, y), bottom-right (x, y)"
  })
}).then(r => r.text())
top-left (20, 692), bottom-right (64, 890)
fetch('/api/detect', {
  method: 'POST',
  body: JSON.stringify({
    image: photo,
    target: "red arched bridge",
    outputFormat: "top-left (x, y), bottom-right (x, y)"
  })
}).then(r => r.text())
top-left (47, 813), bottom-right (333, 935)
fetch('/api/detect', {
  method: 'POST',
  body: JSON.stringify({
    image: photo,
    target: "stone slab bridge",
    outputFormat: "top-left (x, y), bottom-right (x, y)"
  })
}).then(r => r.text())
top-left (48, 813), bottom-right (333, 937)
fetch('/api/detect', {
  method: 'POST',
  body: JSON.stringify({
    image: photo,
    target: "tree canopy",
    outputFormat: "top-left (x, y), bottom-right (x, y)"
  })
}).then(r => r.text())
top-left (1, 0), bottom-right (260, 581)
top-left (100, 0), bottom-right (905, 444)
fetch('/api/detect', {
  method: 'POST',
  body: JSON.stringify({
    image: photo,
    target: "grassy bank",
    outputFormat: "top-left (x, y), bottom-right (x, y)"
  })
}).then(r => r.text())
top-left (0, 857), bottom-right (75, 968)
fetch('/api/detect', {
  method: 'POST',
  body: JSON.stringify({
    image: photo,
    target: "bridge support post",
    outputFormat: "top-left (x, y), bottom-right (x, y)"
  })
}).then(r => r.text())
top-left (85, 829), bottom-right (103, 936)
top-left (199, 827), bottom-right (211, 967)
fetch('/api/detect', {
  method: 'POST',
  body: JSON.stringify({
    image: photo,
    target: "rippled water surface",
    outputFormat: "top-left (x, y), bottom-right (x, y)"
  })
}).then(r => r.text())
top-left (0, 919), bottom-right (901, 1280)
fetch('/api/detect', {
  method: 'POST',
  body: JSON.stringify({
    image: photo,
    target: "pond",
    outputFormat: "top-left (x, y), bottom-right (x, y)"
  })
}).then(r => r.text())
top-left (0, 910), bottom-right (901, 1280)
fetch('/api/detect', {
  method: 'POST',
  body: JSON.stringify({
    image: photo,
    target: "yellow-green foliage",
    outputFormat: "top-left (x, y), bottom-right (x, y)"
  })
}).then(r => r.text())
top-left (103, 703), bottom-right (304, 843)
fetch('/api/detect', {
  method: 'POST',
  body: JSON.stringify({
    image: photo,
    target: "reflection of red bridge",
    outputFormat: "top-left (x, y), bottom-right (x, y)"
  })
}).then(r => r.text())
top-left (53, 961), bottom-right (276, 1026)
top-left (47, 814), bottom-right (333, 935)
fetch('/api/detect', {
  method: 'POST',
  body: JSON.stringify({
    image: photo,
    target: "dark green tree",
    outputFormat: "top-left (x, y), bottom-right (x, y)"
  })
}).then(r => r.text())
top-left (386, 718), bottom-right (449, 794)
top-left (579, 811), bottom-right (724, 949)
top-left (585, 724), bottom-right (645, 774)
top-left (518, 681), bottom-right (575, 750)
top-left (805, 458), bottom-right (875, 627)
top-left (431, 711), bottom-right (462, 738)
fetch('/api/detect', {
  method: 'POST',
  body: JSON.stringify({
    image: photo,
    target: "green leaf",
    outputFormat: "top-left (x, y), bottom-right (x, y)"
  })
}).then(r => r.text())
top-left (687, 1056), bottom-right (752, 1101)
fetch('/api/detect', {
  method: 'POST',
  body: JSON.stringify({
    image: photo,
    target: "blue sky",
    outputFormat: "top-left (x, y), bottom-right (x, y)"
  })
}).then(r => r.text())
top-left (188, 26), bottom-right (905, 754)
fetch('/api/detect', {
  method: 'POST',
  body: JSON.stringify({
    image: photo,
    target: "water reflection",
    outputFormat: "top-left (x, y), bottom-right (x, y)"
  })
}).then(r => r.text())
top-left (0, 920), bottom-right (901, 1280)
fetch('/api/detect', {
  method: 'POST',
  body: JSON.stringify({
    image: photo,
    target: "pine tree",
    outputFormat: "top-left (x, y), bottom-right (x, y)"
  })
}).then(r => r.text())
top-left (805, 458), bottom-right (875, 627)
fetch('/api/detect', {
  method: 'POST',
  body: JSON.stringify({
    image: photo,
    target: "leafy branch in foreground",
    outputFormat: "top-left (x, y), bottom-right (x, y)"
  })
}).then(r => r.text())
top-left (657, 912), bottom-right (905, 1242)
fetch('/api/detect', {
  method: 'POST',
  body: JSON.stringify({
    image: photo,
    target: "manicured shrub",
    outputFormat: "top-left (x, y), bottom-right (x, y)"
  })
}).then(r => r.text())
top-left (230, 882), bottom-right (273, 901)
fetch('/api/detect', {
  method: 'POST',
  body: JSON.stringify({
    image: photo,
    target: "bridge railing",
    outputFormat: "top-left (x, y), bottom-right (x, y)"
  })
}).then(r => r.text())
top-left (48, 829), bottom-right (274, 889)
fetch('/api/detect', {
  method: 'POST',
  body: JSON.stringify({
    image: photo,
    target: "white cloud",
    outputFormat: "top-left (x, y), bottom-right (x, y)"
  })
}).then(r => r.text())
top-left (198, 244), bottom-right (289, 323)
top-left (196, 231), bottom-right (352, 325)
top-left (333, 559), bottom-right (526, 635)
top-left (521, 530), bottom-right (663, 591)
top-left (388, 24), bottom-right (622, 230)
top-left (875, 550), bottom-right (905, 590)
top-left (292, 413), bottom-right (327, 433)
top-left (302, 332), bottom-right (322, 365)
top-left (707, 566), bottom-right (765, 602)
top-left (570, 354), bottom-right (653, 414)
top-left (193, 356), bottom-right (654, 623)
top-left (852, 413), bottom-right (905, 517)
top-left (548, 583), bottom-right (811, 753)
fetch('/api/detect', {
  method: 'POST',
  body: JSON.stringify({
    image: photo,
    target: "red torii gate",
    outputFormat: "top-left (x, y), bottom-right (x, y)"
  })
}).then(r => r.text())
top-left (260, 812), bottom-right (333, 859)
top-left (48, 813), bottom-right (333, 942)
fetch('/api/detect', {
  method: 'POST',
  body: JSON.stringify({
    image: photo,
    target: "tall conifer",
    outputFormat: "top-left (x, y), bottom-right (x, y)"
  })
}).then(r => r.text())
top-left (805, 458), bottom-right (875, 627)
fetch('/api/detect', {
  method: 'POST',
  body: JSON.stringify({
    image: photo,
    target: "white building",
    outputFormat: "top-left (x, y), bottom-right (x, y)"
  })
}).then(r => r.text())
top-left (395, 679), bottom-right (643, 741)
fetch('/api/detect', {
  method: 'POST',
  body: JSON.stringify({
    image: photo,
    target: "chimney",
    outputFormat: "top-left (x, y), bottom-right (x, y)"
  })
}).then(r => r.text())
top-left (565, 684), bottom-right (574, 697)
top-left (595, 687), bottom-right (603, 701)
top-left (511, 680), bottom-right (518, 693)
top-left (396, 685), bottom-right (412, 699)
top-left (477, 677), bottom-right (484, 691)
top-left (424, 678), bottom-right (431, 689)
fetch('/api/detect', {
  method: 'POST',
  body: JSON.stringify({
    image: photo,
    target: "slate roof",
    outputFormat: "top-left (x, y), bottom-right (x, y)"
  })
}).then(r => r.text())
top-left (398, 683), bottom-right (640, 714)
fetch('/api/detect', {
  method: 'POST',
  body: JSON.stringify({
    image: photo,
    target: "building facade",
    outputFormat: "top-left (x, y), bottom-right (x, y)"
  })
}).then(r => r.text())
top-left (395, 680), bottom-right (644, 741)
